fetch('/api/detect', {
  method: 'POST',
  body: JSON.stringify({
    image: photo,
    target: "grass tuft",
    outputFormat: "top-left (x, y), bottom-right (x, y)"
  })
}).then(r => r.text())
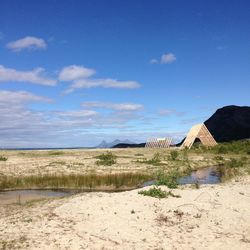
top-left (169, 150), bottom-right (178, 161)
top-left (138, 186), bottom-right (167, 198)
top-left (138, 187), bottom-right (181, 199)
top-left (95, 152), bottom-right (117, 166)
top-left (137, 153), bottom-right (162, 166)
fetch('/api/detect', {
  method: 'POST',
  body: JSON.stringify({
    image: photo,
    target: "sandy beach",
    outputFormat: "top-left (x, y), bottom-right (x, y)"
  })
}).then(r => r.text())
top-left (0, 175), bottom-right (250, 250)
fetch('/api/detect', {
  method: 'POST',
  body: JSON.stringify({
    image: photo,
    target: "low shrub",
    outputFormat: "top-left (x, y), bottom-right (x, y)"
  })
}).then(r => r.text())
top-left (0, 156), bottom-right (8, 161)
top-left (169, 150), bottom-right (178, 161)
top-left (138, 186), bottom-right (167, 198)
top-left (138, 187), bottom-right (181, 199)
top-left (95, 152), bottom-right (117, 166)
top-left (155, 169), bottom-right (180, 189)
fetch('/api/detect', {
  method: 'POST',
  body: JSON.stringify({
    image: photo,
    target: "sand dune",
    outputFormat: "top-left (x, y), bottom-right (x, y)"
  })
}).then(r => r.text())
top-left (0, 176), bottom-right (250, 249)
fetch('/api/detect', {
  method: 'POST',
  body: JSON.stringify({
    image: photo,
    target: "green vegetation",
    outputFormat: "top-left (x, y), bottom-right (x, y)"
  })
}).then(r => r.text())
top-left (95, 151), bottom-right (117, 166)
top-left (155, 169), bottom-right (180, 189)
top-left (169, 150), bottom-right (179, 160)
top-left (0, 156), bottom-right (8, 161)
top-left (138, 186), bottom-right (181, 198)
top-left (138, 186), bottom-right (167, 198)
top-left (0, 172), bottom-right (152, 190)
top-left (191, 140), bottom-right (250, 155)
top-left (48, 151), bottom-right (64, 156)
top-left (134, 153), bottom-right (144, 156)
top-left (225, 157), bottom-right (248, 169)
top-left (137, 153), bottom-right (163, 166)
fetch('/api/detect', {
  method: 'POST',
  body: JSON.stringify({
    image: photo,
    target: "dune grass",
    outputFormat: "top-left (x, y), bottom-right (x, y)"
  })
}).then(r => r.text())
top-left (0, 172), bottom-right (152, 190)
top-left (95, 151), bottom-right (117, 166)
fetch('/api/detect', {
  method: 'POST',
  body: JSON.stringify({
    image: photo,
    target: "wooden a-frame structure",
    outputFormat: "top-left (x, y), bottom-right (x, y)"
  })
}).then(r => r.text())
top-left (181, 123), bottom-right (217, 149)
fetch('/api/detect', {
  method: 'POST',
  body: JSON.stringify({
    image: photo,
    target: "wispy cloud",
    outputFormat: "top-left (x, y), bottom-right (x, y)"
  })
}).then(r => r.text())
top-left (149, 59), bottom-right (158, 64)
top-left (0, 65), bottom-right (56, 86)
top-left (55, 110), bottom-right (98, 118)
top-left (59, 65), bottom-right (96, 81)
top-left (0, 90), bottom-right (52, 104)
top-left (161, 53), bottom-right (176, 64)
top-left (82, 101), bottom-right (143, 111)
top-left (6, 36), bottom-right (47, 51)
top-left (69, 78), bottom-right (140, 91)
top-left (150, 52), bottom-right (176, 64)
top-left (158, 109), bottom-right (185, 116)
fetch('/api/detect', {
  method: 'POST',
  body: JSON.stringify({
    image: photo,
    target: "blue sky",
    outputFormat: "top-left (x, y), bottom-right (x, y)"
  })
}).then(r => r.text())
top-left (0, 0), bottom-right (249, 147)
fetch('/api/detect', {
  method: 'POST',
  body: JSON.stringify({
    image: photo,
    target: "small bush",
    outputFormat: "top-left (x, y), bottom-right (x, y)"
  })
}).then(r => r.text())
top-left (226, 158), bottom-right (245, 168)
top-left (0, 156), bottom-right (8, 161)
top-left (138, 187), bottom-right (181, 199)
top-left (138, 187), bottom-right (167, 198)
top-left (155, 169), bottom-right (180, 189)
top-left (215, 146), bottom-right (228, 154)
top-left (170, 150), bottom-right (178, 161)
top-left (95, 152), bottom-right (117, 166)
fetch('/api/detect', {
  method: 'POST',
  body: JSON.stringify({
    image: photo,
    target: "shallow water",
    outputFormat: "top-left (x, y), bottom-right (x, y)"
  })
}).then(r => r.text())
top-left (142, 166), bottom-right (222, 187)
top-left (0, 190), bottom-right (72, 205)
top-left (178, 167), bottom-right (221, 185)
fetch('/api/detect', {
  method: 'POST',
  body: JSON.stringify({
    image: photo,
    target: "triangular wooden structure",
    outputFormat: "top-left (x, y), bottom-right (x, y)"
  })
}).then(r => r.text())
top-left (181, 123), bottom-right (217, 149)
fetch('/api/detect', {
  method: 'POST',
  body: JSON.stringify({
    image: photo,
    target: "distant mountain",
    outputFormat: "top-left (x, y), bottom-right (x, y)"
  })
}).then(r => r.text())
top-left (204, 105), bottom-right (250, 142)
top-left (112, 143), bottom-right (146, 148)
top-left (96, 139), bottom-right (135, 148)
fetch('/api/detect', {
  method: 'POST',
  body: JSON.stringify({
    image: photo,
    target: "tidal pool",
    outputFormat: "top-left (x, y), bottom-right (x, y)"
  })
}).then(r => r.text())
top-left (178, 166), bottom-right (221, 185)
top-left (0, 189), bottom-right (72, 205)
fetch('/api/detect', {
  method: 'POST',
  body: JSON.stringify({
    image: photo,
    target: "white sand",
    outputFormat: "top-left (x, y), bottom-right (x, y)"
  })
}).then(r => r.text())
top-left (1, 176), bottom-right (250, 249)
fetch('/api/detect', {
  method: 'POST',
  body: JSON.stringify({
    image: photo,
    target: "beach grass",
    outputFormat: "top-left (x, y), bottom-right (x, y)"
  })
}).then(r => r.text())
top-left (0, 172), bottom-right (152, 190)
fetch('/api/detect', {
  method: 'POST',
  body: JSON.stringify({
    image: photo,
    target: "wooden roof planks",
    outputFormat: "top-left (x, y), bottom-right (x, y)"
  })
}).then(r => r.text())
top-left (181, 123), bottom-right (217, 149)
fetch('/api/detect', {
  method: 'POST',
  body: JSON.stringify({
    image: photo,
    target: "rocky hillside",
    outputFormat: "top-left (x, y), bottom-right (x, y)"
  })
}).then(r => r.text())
top-left (204, 105), bottom-right (250, 142)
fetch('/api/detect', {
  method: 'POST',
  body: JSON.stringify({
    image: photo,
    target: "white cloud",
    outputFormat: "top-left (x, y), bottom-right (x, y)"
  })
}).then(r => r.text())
top-left (150, 53), bottom-right (176, 64)
top-left (149, 59), bottom-right (158, 64)
top-left (161, 53), bottom-right (176, 64)
top-left (60, 64), bottom-right (141, 93)
top-left (55, 110), bottom-right (98, 118)
top-left (0, 90), bottom-right (52, 105)
top-left (6, 36), bottom-right (47, 51)
top-left (59, 65), bottom-right (96, 81)
top-left (158, 109), bottom-right (185, 116)
top-left (66, 78), bottom-right (140, 93)
top-left (82, 102), bottom-right (143, 111)
top-left (0, 65), bottom-right (56, 86)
